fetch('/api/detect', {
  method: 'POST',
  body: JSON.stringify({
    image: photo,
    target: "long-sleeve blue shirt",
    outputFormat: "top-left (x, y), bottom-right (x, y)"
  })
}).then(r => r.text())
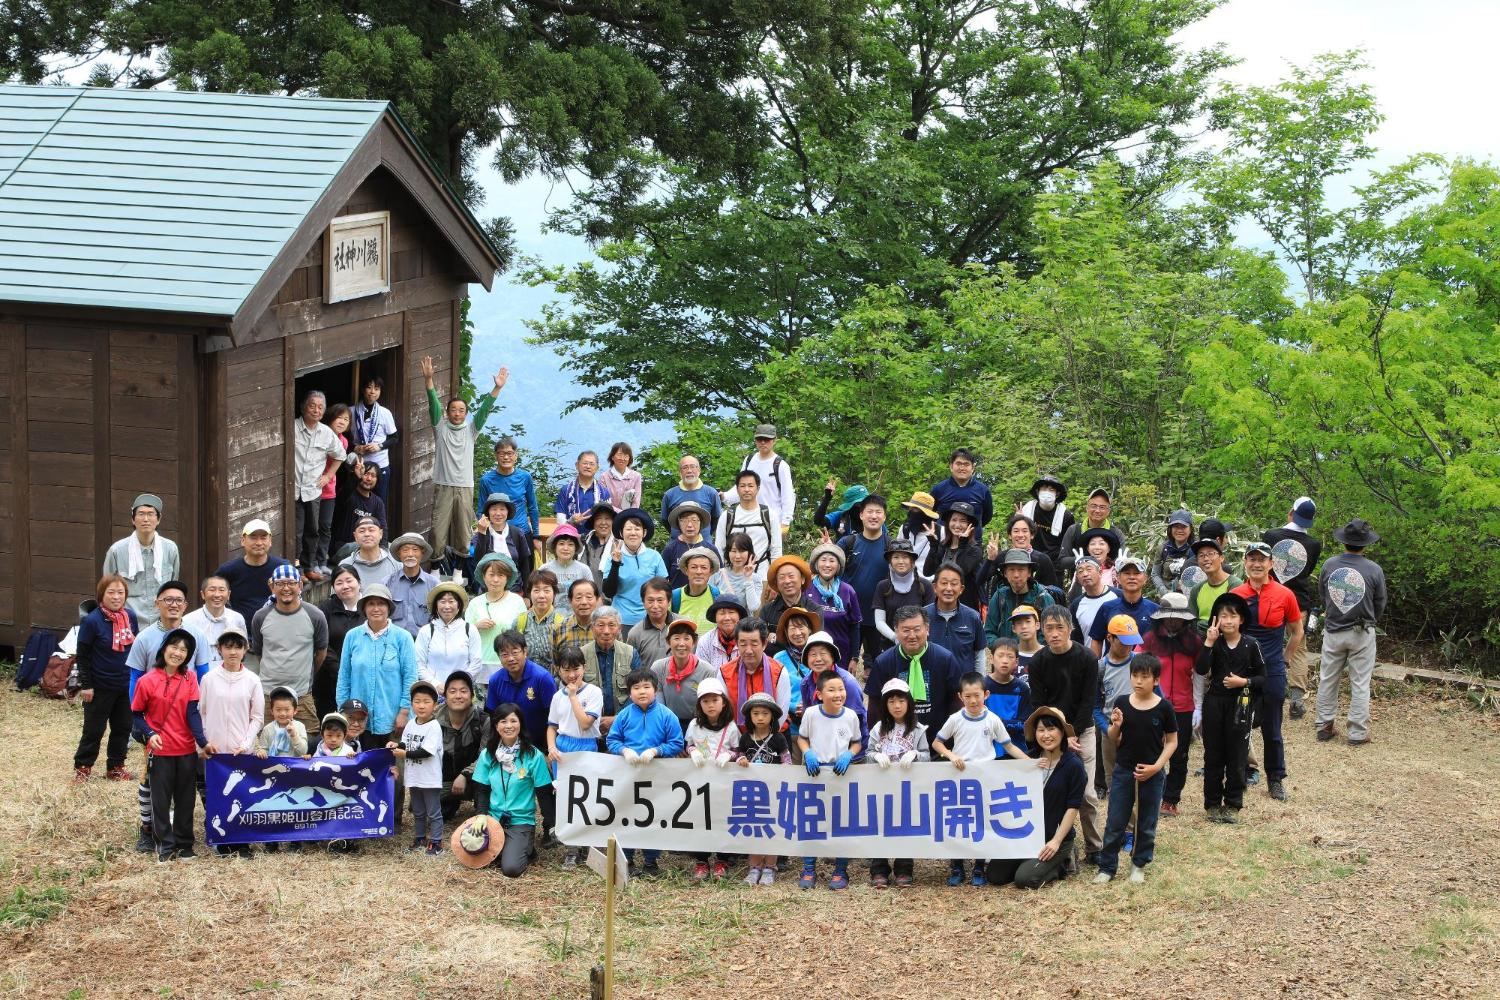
top-left (661, 484), bottom-right (723, 537)
top-left (477, 467), bottom-right (540, 534)
top-left (336, 625), bottom-right (418, 735)
top-left (929, 476), bottom-right (995, 527)
top-left (76, 607), bottom-right (139, 692)
top-left (605, 698), bottom-right (685, 757)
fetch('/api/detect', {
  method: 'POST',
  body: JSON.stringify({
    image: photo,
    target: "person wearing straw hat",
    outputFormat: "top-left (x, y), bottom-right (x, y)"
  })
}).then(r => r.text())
top-left (102, 493), bottom-right (180, 626)
top-left (1142, 593), bottom-right (1203, 816)
top-left (661, 501), bottom-right (720, 589)
top-left (416, 582), bottom-right (483, 689)
top-left (385, 532), bottom-right (438, 637)
top-left (470, 493), bottom-right (534, 595)
top-left (895, 489), bottom-right (943, 580)
top-left (1019, 473), bottom-right (1075, 563)
top-left (985, 707), bottom-right (1087, 890)
top-left (1314, 519), bottom-right (1386, 746)
top-left (760, 553), bottom-right (815, 640)
top-left (600, 509), bottom-right (669, 627)
top-left (336, 583), bottom-right (419, 751)
top-left (929, 447), bottom-right (995, 527)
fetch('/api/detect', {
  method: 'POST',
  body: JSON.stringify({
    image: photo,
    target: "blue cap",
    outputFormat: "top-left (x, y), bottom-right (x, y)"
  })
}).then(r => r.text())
top-left (1291, 496), bottom-right (1316, 529)
top-left (270, 563), bottom-right (302, 583)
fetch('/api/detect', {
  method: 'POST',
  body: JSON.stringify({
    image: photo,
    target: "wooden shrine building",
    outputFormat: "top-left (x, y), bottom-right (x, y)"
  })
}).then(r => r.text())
top-left (0, 85), bottom-right (502, 649)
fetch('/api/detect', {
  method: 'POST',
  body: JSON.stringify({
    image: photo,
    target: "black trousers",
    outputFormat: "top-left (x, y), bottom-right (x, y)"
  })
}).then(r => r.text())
top-left (1201, 696), bottom-right (1248, 810)
top-left (150, 754), bottom-right (198, 851)
top-left (870, 858), bottom-right (913, 878)
top-left (1164, 709), bottom-right (1194, 805)
top-left (859, 624), bottom-right (885, 673)
top-left (74, 687), bottom-right (133, 770)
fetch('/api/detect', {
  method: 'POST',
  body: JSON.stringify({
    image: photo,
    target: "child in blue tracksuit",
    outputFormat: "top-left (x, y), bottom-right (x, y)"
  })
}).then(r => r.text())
top-left (984, 638), bottom-right (1033, 756)
top-left (604, 667), bottom-right (685, 876)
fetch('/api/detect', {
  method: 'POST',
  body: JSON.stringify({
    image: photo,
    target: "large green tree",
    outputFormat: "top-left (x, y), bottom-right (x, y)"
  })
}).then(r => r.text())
top-left (526, 0), bottom-right (1231, 423)
top-left (2, 0), bottom-right (829, 242)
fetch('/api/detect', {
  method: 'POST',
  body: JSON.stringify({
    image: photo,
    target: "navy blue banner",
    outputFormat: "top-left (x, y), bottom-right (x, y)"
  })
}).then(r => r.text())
top-left (204, 750), bottom-right (397, 845)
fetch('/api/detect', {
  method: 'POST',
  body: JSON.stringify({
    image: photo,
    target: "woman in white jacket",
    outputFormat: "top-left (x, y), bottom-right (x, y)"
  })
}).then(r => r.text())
top-left (416, 582), bottom-right (483, 689)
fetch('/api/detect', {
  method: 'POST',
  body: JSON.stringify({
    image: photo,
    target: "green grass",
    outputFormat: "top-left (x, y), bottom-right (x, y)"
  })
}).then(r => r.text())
top-left (1412, 894), bottom-right (1492, 962)
top-left (0, 886), bottom-right (70, 929)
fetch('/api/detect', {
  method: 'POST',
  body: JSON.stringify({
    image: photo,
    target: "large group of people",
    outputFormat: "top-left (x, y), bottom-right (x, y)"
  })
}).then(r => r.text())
top-left (70, 362), bottom-right (1389, 889)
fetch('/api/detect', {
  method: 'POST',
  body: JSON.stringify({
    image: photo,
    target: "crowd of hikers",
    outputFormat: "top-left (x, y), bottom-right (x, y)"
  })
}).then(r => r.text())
top-left (70, 359), bottom-right (1389, 889)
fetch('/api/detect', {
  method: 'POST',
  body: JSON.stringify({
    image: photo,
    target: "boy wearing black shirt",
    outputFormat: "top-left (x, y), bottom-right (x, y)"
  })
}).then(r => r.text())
top-left (1095, 653), bottom-right (1177, 884)
top-left (1194, 592), bottom-right (1265, 823)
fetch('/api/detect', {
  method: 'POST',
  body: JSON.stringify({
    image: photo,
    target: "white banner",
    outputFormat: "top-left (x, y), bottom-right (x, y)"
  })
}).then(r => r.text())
top-left (555, 753), bottom-right (1044, 859)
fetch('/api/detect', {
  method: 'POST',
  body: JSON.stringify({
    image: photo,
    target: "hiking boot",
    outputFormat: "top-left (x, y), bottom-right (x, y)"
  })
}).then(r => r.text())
top-left (1205, 806), bottom-right (1224, 823)
top-left (106, 766), bottom-right (136, 782)
top-left (1161, 802), bottom-right (1179, 817)
top-left (408, 838), bottom-right (426, 853)
top-left (946, 864), bottom-right (964, 887)
top-left (73, 766), bottom-right (92, 783)
top-left (135, 825), bottom-right (155, 853)
top-left (1268, 780), bottom-right (1287, 802)
top-left (691, 861), bottom-right (710, 882)
top-left (1288, 699), bottom-right (1306, 720)
top-left (426, 841), bottom-right (442, 856)
top-left (870, 873), bottom-right (888, 889)
top-left (711, 861), bottom-right (728, 880)
top-left (893, 873), bottom-right (913, 888)
top-left (970, 868), bottom-right (987, 888)
top-left (176, 847), bottom-right (197, 860)
top-left (1221, 808), bottom-right (1241, 825)
top-left (1347, 736), bottom-right (1371, 747)
top-left (561, 850), bottom-right (579, 870)
top-left (157, 849), bottom-right (174, 863)
top-left (1316, 723), bottom-right (1335, 742)
top-left (1246, 769), bottom-right (1261, 786)
top-left (1128, 865), bottom-right (1146, 884)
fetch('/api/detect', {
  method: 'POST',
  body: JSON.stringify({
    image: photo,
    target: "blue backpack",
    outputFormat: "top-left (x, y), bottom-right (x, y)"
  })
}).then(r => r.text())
top-left (16, 629), bottom-right (60, 691)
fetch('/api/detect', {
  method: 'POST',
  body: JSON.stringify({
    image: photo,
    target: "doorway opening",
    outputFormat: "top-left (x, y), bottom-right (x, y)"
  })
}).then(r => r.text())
top-left (293, 346), bottom-right (403, 553)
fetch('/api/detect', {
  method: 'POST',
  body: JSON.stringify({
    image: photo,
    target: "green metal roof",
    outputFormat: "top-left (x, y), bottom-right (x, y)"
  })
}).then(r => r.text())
top-left (0, 85), bottom-right (391, 318)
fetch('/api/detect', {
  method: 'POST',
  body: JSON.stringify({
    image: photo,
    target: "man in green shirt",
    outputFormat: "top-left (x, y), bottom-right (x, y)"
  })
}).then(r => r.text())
top-left (421, 355), bottom-right (507, 558)
top-left (1187, 538), bottom-right (1242, 634)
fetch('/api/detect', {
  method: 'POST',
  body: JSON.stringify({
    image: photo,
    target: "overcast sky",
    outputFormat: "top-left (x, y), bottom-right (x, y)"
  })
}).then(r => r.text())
top-left (471, 0), bottom-right (1499, 457)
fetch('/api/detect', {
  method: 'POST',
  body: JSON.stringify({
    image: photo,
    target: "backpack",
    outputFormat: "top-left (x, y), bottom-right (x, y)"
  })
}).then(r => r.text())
top-left (725, 504), bottom-right (775, 567)
top-left (741, 452), bottom-right (784, 488)
top-left (40, 653), bottom-right (75, 699)
top-left (16, 628), bottom-right (59, 691)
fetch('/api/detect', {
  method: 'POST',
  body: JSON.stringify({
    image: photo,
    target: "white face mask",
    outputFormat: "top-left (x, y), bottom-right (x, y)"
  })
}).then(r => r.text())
top-left (1037, 489), bottom-right (1057, 507)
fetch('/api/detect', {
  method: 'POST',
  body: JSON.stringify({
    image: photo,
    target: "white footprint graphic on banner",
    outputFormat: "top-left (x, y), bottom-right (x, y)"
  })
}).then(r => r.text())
top-left (262, 764), bottom-right (290, 774)
top-left (359, 789), bottom-right (374, 810)
top-left (226, 801), bottom-right (242, 824)
top-left (377, 801), bottom-right (388, 823)
top-left (330, 777), bottom-right (357, 792)
top-left (223, 770), bottom-right (246, 796)
top-left (248, 778), bottom-right (274, 794)
top-left (358, 767), bottom-right (375, 783)
top-left (309, 759), bottom-right (338, 772)
top-left (211, 816), bottom-right (226, 837)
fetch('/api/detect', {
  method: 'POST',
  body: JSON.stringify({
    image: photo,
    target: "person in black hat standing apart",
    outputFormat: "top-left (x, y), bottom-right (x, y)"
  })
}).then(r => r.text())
top-left (1020, 474), bottom-right (1075, 564)
top-left (1314, 520), bottom-right (1386, 746)
top-left (1262, 496), bottom-right (1323, 719)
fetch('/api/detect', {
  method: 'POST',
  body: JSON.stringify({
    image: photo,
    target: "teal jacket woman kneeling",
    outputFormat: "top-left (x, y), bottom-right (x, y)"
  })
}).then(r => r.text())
top-left (472, 702), bottom-right (553, 877)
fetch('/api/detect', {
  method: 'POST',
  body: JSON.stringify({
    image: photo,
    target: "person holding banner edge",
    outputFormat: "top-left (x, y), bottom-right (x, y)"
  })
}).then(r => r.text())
top-left (985, 707), bottom-right (1086, 890)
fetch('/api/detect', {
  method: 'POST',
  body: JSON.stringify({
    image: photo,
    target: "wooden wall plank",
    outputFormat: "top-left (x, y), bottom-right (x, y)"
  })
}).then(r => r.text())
top-left (31, 485), bottom-right (94, 523)
top-left (225, 353), bottom-right (282, 397)
top-left (176, 332), bottom-right (200, 584)
top-left (291, 312), bottom-right (402, 374)
top-left (3, 320), bottom-right (24, 627)
top-left (227, 444), bottom-right (284, 490)
top-left (110, 359), bottom-right (176, 398)
top-left (26, 347), bottom-right (92, 376)
top-left (114, 424), bottom-right (176, 457)
top-left (202, 350), bottom-right (230, 571)
top-left (30, 452), bottom-right (93, 486)
top-left (29, 520), bottom-right (80, 558)
top-left (92, 328), bottom-right (112, 568)
top-left (28, 420), bottom-right (94, 454)
top-left (109, 394), bottom-right (176, 430)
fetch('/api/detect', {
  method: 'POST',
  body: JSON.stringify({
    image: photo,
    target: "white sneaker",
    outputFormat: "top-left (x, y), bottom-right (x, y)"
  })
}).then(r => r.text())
top-left (1093, 871), bottom-right (1112, 884)
top-left (1129, 865), bottom-right (1146, 884)
top-left (744, 867), bottom-right (762, 886)
top-left (760, 868), bottom-right (775, 886)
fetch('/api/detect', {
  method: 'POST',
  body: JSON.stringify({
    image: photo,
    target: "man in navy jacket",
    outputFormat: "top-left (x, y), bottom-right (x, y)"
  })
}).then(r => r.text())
top-left (865, 606), bottom-right (963, 741)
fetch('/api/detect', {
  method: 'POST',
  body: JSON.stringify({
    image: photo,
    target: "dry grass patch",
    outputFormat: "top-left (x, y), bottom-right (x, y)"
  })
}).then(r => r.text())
top-left (0, 684), bottom-right (1495, 998)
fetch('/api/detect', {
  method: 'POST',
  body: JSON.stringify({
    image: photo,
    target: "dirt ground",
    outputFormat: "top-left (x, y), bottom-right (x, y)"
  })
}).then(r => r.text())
top-left (1, 682), bottom-right (1496, 1000)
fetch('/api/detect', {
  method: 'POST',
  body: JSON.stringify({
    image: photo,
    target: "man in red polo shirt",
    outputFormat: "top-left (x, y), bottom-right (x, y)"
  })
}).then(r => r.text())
top-left (1231, 542), bottom-right (1302, 803)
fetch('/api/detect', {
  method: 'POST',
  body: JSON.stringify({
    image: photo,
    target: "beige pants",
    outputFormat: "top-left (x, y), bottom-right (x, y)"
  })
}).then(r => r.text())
top-left (432, 484), bottom-right (474, 557)
top-left (1077, 726), bottom-right (1102, 852)
top-left (1285, 616), bottom-right (1310, 696)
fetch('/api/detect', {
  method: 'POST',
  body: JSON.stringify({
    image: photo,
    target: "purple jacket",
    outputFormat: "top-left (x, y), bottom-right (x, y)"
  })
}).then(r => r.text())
top-left (803, 581), bottom-right (862, 666)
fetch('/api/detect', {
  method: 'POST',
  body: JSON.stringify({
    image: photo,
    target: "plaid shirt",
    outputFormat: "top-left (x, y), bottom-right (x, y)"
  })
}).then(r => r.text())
top-left (551, 614), bottom-right (594, 663)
